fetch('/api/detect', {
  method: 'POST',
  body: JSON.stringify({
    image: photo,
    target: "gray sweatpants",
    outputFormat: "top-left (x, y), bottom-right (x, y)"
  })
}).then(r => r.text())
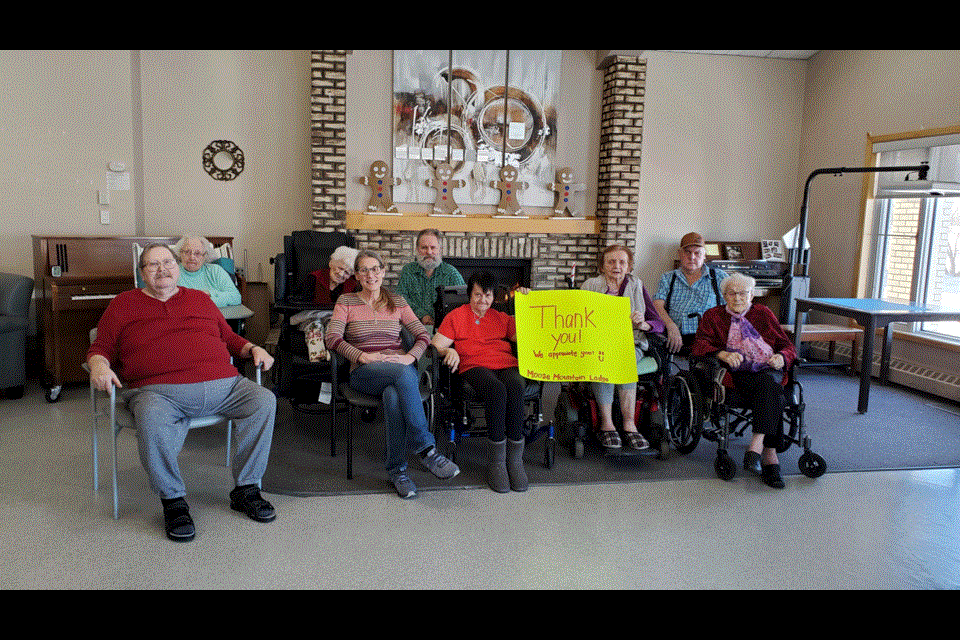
top-left (122, 376), bottom-right (275, 499)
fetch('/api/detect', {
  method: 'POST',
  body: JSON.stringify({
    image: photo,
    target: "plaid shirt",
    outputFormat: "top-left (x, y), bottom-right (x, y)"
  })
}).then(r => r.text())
top-left (654, 266), bottom-right (727, 335)
top-left (395, 260), bottom-right (465, 320)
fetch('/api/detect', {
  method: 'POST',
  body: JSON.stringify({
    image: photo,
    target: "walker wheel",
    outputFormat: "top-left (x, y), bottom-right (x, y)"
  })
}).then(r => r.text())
top-left (715, 451), bottom-right (736, 481)
top-left (798, 451), bottom-right (827, 478)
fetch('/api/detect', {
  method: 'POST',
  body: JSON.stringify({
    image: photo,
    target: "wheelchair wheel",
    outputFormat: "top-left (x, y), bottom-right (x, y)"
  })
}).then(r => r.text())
top-left (572, 422), bottom-right (586, 459)
top-left (666, 371), bottom-right (703, 454)
top-left (798, 451), bottom-right (827, 478)
top-left (714, 450), bottom-right (737, 481)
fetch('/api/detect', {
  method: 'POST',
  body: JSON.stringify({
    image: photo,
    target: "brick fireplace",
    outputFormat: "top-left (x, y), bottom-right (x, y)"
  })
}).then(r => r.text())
top-left (309, 51), bottom-right (645, 290)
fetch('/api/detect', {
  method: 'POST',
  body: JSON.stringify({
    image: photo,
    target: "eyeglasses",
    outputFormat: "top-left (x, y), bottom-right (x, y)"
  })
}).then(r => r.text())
top-left (356, 265), bottom-right (382, 276)
top-left (724, 289), bottom-right (751, 298)
top-left (143, 259), bottom-right (177, 272)
top-left (180, 250), bottom-right (206, 258)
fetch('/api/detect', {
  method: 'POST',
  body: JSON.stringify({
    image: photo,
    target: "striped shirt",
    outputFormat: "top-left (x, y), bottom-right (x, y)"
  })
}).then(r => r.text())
top-left (325, 291), bottom-right (430, 369)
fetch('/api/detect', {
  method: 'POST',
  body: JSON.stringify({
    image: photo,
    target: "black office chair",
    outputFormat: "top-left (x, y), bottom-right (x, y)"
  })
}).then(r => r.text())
top-left (270, 230), bottom-right (356, 454)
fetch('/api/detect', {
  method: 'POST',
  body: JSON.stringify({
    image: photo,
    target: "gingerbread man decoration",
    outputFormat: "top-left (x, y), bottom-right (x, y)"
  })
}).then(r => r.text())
top-left (489, 165), bottom-right (529, 218)
top-left (426, 163), bottom-right (465, 216)
top-left (548, 167), bottom-right (586, 218)
top-left (360, 160), bottom-right (401, 214)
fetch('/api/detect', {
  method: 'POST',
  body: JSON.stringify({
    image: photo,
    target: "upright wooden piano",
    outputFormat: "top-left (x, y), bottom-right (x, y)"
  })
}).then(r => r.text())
top-left (32, 235), bottom-right (234, 401)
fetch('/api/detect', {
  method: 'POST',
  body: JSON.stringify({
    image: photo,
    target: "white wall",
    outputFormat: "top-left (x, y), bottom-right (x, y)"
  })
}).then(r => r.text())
top-left (799, 49), bottom-right (960, 299)
top-left (139, 50), bottom-right (312, 282)
top-left (0, 50), bottom-right (137, 276)
top-left (0, 50), bottom-right (313, 286)
top-left (635, 51), bottom-right (807, 288)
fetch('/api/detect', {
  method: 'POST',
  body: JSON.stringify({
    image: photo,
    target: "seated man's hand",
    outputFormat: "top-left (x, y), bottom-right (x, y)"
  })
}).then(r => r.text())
top-left (665, 324), bottom-right (683, 353)
top-left (88, 356), bottom-right (122, 392)
top-left (249, 345), bottom-right (275, 371)
top-left (421, 315), bottom-right (434, 325)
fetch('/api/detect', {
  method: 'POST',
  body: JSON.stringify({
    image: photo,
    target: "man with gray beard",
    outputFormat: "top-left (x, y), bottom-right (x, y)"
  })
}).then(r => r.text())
top-left (396, 228), bottom-right (465, 326)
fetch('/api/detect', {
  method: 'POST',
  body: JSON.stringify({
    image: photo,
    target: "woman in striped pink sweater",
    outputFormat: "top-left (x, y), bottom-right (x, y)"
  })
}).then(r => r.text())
top-left (325, 250), bottom-right (459, 498)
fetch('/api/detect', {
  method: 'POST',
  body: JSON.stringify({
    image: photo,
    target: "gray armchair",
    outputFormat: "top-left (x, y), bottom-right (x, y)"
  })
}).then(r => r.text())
top-left (0, 273), bottom-right (34, 399)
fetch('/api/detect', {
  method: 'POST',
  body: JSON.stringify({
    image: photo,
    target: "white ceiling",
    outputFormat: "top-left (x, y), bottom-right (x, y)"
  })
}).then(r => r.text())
top-left (655, 50), bottom-right (819, 60)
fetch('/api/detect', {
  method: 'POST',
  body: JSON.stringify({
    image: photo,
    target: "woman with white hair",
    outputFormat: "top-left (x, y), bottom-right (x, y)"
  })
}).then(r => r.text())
top-left (174, 235), bottom-right (242, 308)
top-left (310, 245), bottom-right (360, 305)
top-left (691, 272), bottom-right (797, 489)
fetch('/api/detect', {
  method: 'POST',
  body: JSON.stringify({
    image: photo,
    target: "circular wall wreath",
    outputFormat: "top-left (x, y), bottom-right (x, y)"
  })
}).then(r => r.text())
top-left (202, 140), bottom-right (245, 181)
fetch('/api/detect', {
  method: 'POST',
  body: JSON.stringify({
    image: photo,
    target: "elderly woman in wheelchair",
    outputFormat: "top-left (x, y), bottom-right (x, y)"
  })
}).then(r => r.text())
top-left (690, 272), bottom-right (797, 488)
top-left (431, 271), bottom-right (531, 493)
top-left (579, 243), bottom-right (665, 451)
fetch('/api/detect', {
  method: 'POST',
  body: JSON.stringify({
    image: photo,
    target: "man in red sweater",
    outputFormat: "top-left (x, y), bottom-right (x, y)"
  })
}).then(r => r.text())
top-left (87, 243), bottom-right (276, 542)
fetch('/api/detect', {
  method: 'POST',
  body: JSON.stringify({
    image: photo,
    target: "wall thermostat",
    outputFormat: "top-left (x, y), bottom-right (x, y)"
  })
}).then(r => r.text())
top-left (108, 161), bottom-right (126, 172)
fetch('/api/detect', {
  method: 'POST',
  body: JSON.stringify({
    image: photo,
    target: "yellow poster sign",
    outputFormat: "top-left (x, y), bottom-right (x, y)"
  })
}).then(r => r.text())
top-left (515, 289), bottom-right (637, 384)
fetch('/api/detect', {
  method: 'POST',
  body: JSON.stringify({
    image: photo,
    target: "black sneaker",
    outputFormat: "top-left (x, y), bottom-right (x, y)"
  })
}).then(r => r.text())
top-left (229, 485), bottom-right (277, 523)
top-left (163, 498), bottom-right (195, 542)
top-left (761, 464), bottom-right (785, 489)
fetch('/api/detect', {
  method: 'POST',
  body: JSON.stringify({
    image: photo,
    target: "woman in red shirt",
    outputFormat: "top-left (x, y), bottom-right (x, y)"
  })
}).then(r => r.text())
top-left (433, 271), bottom-right (529, 493)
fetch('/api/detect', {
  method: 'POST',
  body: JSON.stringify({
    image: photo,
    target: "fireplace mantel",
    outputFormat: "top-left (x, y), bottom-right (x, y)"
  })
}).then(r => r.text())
top-left (344, 211), bottom-right (600, 234)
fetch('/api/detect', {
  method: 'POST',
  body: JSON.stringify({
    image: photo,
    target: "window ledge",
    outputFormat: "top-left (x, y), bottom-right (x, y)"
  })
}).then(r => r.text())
top-left (888, 327), bottom-right (960, 353)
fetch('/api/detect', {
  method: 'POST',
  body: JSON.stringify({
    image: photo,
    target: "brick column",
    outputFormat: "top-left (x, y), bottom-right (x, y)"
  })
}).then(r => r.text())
top-left (311, 50), bottom-right (349, 231)
top-left (596, 55), bottom-right (645, 252)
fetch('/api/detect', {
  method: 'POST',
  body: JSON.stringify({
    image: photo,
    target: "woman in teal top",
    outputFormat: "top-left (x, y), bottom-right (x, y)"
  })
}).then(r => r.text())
top-left (174, 236), bottom-right (242, 308)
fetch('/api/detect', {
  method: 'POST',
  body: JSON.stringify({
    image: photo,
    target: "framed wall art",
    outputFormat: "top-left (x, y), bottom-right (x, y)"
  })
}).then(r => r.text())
top-left (392, 49), bottom-right (560, 209)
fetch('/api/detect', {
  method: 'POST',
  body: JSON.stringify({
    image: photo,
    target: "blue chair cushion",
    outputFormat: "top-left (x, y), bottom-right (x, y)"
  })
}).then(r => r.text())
top-left (212, 257), bottom-right (235, 276)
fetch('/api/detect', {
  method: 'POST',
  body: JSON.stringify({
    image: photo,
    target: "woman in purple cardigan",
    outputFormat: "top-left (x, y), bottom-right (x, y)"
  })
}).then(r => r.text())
top-left (580, 244), bottom-right (665, 451)
top-left (691, 273), bottom-right (796, 489)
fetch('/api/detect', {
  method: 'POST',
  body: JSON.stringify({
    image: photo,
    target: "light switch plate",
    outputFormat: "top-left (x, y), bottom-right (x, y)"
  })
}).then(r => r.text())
top-left (100, 210), bottom-right (110, 225)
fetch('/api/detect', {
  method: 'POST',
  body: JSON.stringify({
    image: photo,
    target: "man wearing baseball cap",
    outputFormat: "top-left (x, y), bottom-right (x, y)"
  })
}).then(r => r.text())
top-left (653, 232), bottom-right (727, 353)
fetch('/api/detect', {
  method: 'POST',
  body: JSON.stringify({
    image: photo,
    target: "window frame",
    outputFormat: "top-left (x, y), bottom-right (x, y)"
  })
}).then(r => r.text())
top-left (857, 125), bottom-right (960, 345)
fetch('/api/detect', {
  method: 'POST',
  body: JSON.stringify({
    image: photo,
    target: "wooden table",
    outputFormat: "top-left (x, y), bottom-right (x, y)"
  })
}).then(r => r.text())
top-left (793, 298), bottom-right (960, 413)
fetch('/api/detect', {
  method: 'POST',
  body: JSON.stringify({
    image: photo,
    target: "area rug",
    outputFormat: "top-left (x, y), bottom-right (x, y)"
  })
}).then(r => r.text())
top-left (259, 366), bottom-right (960, 497)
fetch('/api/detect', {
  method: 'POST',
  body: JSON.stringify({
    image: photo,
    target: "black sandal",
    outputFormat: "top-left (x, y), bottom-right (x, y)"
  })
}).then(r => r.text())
top-left (163, 498), bottom-right (195, 542)
top-left (230, 485), bottom-right (277, 523)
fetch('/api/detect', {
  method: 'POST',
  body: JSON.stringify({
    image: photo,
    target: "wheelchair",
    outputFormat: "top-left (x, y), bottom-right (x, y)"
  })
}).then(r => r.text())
top-left (431, 285), bottom-right (555, 468)
top-left (686, 355), bottom-right (827, 481)
top-left (269, 230), bottom-right (356, 450)
top-left (554, 332), bottom-right (673, 460)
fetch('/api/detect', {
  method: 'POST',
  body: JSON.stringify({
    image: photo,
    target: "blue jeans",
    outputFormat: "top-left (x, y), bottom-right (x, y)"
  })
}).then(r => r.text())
top-left (349, 361), bottom-right (435, 476)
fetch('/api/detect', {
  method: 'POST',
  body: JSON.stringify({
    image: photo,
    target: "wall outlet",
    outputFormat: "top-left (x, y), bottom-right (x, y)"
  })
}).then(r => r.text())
top-left (100, 210), bottom-right (110, 224)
